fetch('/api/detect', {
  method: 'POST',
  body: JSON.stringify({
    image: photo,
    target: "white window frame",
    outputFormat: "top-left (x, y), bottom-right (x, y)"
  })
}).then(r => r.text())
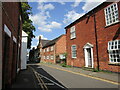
top-left (108, 40), bottom-right (120, 63)
top-left (51, 55), bottom-right (54, 60)
top-left (71, 45), bottom-right (77, 58)
top-left (51, 46), bottom-right (54, 51)
top-left (70, 26), bottom-right (76, 39)
top-left (47, 56), bottom-right (49, 59)
top-left (47, 48), bottom-right (49, 52)
top-left (43, 49), bottom-right (45, 52)
top-left (104, 3), bottom-right (119, 26)
top-left (43, 56), bottom-right (45, 59)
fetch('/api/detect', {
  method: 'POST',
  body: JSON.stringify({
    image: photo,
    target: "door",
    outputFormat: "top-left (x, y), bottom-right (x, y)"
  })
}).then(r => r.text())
top-left (86, 48), bottom-right (92, 67)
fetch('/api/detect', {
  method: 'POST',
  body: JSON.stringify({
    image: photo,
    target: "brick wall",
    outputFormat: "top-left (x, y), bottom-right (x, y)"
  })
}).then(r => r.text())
top-left (42, 45), bottom-right (55, 63)
top-left (42, 35), bottom-right (66, 63)
top-left (66, 2), bottom-right (120, 72)
top-left (56, 35), bottom-right (66, 55)
top-left (2, 2), bottom-right (22, 88)
top-left (0, 2), bottom-right (2, 89)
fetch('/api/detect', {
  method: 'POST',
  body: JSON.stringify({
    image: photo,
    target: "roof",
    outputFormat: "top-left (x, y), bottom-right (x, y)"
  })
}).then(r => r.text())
top-left (41, 39), bottom-right (51, 47)
top-left (65, 1), bottom-right (113, 29)
top-left (43, 35), bottom-right (64, 48)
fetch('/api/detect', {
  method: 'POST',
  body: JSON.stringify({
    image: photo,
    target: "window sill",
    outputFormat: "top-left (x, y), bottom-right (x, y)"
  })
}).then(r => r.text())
top-left (70, 37), bottom-right (76, 40)
top-left (108, 62), bottom-right (120, 66)
top-left (72, 57), bottom-right (77, 59)
top-left (105, 21), bottom-right (120, 28)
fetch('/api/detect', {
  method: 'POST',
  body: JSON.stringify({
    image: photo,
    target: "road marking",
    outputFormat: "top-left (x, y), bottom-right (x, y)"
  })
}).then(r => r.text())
top-left (41, 64), bottom-right (120, 85)
top-left (29, 66), bottom-right (65, 89)
top-left (29, 66), bottom-right (48, 90)
top-left (38, 74), bottom-right (65, 89)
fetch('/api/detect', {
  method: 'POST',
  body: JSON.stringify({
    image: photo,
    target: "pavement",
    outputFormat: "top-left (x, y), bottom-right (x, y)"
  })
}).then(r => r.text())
top-left (11, 66), bottom-right (40, 89)
top-left (37, 62), bottom-right (120, 84)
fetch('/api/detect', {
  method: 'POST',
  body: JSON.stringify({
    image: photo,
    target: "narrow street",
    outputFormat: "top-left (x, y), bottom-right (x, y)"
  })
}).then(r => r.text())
top-left (29, 63), bottom-right (119, 89)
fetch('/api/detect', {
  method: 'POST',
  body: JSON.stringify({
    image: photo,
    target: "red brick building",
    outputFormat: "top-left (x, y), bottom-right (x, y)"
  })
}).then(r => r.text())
top-left (37, 36), bottom-right (51, 62)
top-left (2, 2), bottom-right (22, 89)
top-left (42, 35), bottom-right (66, 63)
top-left (65, 1), bottom-right (120, 72)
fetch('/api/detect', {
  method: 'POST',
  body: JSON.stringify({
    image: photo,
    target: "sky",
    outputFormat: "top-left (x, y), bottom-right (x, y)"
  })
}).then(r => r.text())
top-left (28, 0), bottom-right (106, 49)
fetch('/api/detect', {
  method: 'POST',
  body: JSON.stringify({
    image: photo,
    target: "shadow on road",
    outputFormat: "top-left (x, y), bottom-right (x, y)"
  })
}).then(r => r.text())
top-left (30, 64), bottom-right (68, 90)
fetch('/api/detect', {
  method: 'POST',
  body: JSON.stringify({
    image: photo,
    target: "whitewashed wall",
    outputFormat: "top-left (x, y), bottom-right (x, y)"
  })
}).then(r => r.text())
top-left (21, 31), bottom-right (28, 70)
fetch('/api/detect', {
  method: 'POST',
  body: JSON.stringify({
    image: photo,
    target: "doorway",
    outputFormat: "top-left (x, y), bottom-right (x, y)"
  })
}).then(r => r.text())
top-left (84, 43), bottom-right (94, 68)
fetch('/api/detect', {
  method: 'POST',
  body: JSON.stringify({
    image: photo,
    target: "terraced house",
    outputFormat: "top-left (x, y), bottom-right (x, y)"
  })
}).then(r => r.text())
top-left (65, 1), bottom-right (120, 72)
top-left (1, 2), bottom-right (22, 89)
top-left (42, 35), bottom-right (66, 63)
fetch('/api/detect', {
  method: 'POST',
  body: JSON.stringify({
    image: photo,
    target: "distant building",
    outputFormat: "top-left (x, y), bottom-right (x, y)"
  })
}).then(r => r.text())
top-left (37, 36), bottom-right (50, 62)
top-left (42, 35), bottom-right (66, 63)
top-left (65, 1), bottom-right (120, 72)
top-left (21, 31), bottom-right (28, 70)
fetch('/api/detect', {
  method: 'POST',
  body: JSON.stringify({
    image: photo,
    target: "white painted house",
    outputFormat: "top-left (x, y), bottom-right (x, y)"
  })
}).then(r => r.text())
top-left (21, 30), bottom-right (28, 70)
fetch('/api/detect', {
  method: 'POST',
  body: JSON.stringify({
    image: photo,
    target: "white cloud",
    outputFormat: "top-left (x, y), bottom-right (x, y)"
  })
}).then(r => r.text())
top-left (37, 3), bottom-right (55, 11)
top-left (63, 10), bottom-right (84, 25)
top-left (82, 0), bottom-right (106, 12)
top-left (46, 21), bottom-right (61, 29)
top-left (38, 21), bottom-right (61, 32)
top-left (39, 35), bottom-right (48, 40)
top-left (29, 2), bottom-right (62, 32)
top-left (38, 27), bottom-right (52, 32)
top-left (31, 45), bottom-right (37, 49)
top-left (35, 36), bottom-right (40, 40)
top-left (58, 1), bottom-right (65, 5)
top-left (71, 0), bottom-right (83, 7)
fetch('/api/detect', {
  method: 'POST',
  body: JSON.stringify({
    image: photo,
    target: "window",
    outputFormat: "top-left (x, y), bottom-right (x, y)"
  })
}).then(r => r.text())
top-left (47, 48), bottom-right (49, 52)
top-left (51, 46), bottom-right (54, 51)
top-left (43, 49), bottom-right (45, 52)
top-left (108, 40), bottom-right (120, 63)
top-left (51, 55), bottom-right (54, 60)
top-left (71, 45), bottom-right (77, 58)
top-left (104, 3), bottom-right (119, 26)
top-left (40, 49), bottom-right (42, 52)
top-left (47, 56), bottom-right (49, 59)
top-left (43, 56), bottom-right (46, 59)
top-left (70, 26), bottom-right (76, 39)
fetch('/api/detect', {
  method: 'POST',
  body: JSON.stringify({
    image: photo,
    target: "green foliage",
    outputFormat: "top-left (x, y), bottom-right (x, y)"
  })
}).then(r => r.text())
top-left (21, 2), bottom-right (35, 49)
top-left (92, 68), bottom-right (99, 72)
top-left (60, 62), bottom-right (71, 68)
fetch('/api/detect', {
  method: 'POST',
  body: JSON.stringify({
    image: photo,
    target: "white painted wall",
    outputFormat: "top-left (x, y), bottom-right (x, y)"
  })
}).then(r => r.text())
top-left (0, 2), bottom-right (2, 89)
top-left (21, 31), bottom-right (28, 70)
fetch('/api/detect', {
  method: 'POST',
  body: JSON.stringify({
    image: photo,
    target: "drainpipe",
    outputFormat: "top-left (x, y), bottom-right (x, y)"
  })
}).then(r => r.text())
top-left (93, 14), bottom-right (100, 71)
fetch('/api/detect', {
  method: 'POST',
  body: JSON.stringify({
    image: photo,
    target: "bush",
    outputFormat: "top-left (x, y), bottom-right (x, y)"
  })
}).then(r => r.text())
top-left (60, 63), bottom-right (66, 67)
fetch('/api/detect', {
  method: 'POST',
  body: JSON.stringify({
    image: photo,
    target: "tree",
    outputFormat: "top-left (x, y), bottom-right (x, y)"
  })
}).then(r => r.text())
top-left (21, 2), bottom-right (35, 49)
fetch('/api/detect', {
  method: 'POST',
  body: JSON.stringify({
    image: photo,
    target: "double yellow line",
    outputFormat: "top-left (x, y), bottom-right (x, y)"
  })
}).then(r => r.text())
top-left (29, 66), bottom-right (48, 90)
top-left (41, 64), bottom-right (120, 85)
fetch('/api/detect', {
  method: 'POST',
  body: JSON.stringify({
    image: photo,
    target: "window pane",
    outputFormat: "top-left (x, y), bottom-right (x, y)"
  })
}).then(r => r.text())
top-left (118, 45), bottom-right (120, 49)
top-left (114, 59), bottom-right (116, 62)
top-left (118, 41), bottom-right (120, 44)
top-left (117, 59), bottom-right (120, 62)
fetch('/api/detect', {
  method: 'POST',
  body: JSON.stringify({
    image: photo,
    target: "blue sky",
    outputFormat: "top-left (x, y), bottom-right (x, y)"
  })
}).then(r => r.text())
top-left (28, 0), bottom-right (105, 49)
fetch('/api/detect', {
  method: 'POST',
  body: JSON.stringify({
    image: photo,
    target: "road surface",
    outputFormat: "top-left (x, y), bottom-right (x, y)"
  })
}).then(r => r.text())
top-left (29, 64), bottom-right (119, 89)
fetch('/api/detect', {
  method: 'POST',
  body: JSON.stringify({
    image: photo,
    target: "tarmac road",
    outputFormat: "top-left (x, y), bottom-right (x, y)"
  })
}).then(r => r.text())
top-left (29, 64), bottom-right (119, 89)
